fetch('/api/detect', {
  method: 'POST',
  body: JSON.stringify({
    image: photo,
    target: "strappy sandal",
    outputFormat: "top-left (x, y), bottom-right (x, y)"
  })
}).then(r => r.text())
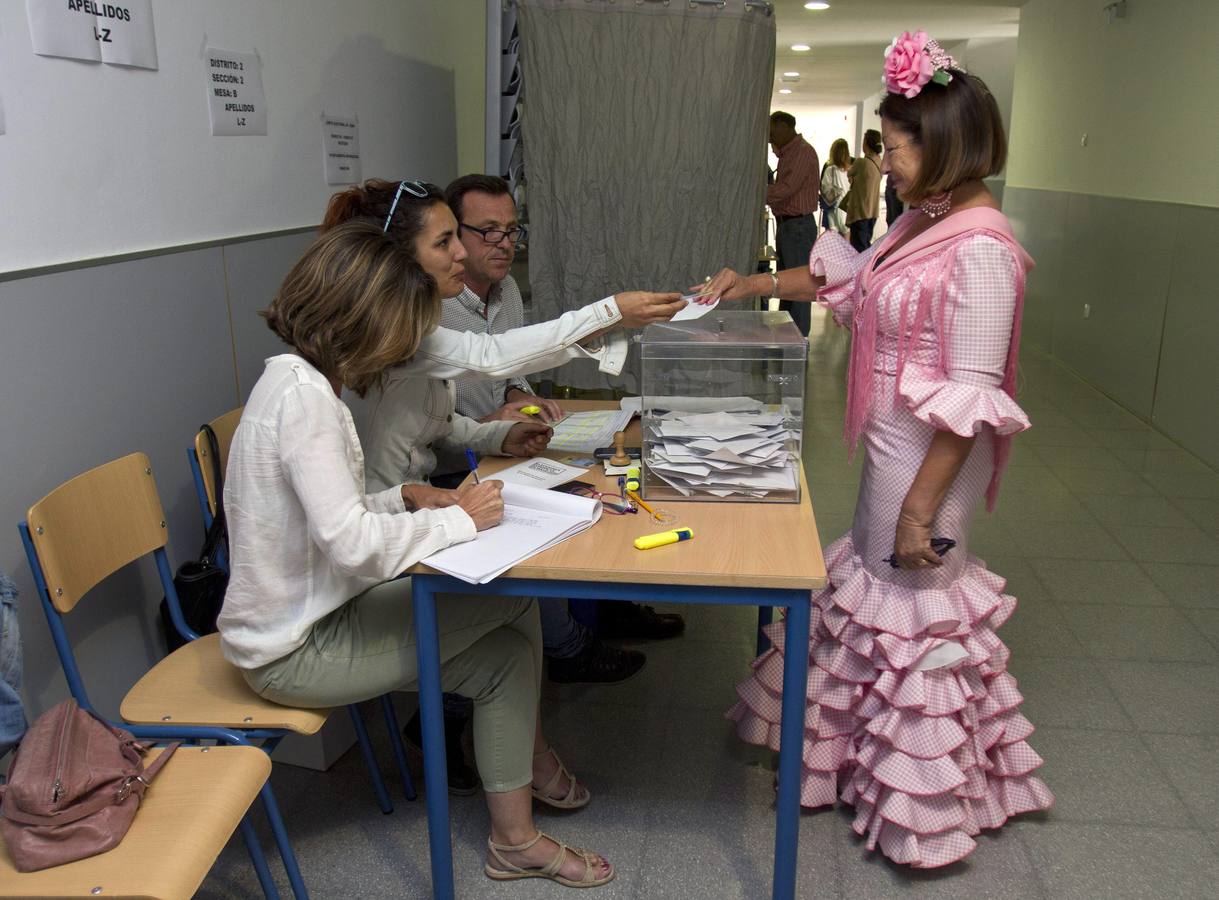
top-left (532, 746), bottom-right (590, 810)
top-left (485, 830), bottom-right (614, 888)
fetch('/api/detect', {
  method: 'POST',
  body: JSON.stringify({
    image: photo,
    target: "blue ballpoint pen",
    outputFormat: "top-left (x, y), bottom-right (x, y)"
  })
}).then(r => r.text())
top-left (465, 449), bottom-right (481, 484)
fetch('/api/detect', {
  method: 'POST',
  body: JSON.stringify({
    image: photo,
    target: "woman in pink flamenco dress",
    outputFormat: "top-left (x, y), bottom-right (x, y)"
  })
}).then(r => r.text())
top-left (700, 33), bottom-right (1054, 869)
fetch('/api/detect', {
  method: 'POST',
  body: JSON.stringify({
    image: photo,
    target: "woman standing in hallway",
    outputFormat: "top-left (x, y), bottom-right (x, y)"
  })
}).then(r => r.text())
top-left (843, 129), bottom-right (884, 250)
top-left (820, 138), bottom-right (852, 237)
top-left (700, 31), bottom-right (1053, 868)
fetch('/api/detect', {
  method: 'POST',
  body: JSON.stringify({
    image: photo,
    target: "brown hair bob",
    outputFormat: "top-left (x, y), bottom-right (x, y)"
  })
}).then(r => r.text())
top-left (877, 71), bottom-right (1006, 202)
top-left (262, 220), bottom-right (441, 397)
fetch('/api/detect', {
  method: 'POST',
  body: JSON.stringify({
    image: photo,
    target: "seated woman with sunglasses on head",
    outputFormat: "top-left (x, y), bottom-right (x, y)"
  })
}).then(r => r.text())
top-left (219, 205), bottom-right (682, 888)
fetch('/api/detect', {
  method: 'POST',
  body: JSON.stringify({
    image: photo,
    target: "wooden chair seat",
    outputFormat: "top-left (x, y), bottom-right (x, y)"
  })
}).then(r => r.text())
top-left (120, 633), bottom-right (329, 734)
top-left (0, 746), bottom-right (270, 899)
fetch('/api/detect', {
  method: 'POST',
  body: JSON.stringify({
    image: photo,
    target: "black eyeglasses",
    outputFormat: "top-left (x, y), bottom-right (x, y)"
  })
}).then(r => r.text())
top-left (460, 223), bottom-right (527, 246)
top-left (382, 180), bottom-right (432, 232)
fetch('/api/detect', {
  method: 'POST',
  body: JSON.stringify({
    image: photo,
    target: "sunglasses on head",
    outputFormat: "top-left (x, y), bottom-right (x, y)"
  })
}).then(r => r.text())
top-left (382, 180), bottom-right (433, 232)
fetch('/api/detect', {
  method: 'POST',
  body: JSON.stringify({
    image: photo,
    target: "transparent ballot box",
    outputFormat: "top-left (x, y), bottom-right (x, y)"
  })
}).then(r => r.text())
top-left (638, 310), bottom-right (807, 503)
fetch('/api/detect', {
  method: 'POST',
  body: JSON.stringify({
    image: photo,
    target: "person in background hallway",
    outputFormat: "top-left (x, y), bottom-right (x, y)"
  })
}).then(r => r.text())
top-left (700, 30), bottom-right (1053, 868)
top-left (885, 176), bottom-right (905, 227)
top-left (766, 110), bottom-right (820, 336)
top-left (844, 129), bottom-right (883, 251)
top-left (438, 174), bottom-right (671, 684)
top-left (820, 138), bottom-right (851, 237)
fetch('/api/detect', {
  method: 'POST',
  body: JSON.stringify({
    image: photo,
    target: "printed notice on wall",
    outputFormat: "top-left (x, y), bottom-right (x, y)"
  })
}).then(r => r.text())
top-left (26, 0), bottom-right (158, 69)
top-left (323, 113), bottom-right (362, 184)
top-left (205, 48), bottom-right (267, 136)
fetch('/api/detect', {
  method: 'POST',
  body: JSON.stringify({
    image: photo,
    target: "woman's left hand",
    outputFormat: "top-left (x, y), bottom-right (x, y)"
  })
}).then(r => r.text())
top-left (892, 509), bottom-right (943, 570)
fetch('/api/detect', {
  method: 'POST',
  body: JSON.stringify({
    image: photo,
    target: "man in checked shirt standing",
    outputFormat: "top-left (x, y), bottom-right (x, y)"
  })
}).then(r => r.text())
top-left (436, 175), bottom-right (684, 686)
top-left (766, 111), bottom-right (820, 337)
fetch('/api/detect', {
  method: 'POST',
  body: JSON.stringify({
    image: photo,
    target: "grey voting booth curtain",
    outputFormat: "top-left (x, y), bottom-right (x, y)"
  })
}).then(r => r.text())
top-left (517, 0), bottom-right (776, 391)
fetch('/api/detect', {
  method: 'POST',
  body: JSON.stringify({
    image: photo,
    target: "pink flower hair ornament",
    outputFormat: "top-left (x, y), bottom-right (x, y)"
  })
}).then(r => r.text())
top-left (883, 31), bottom-right (963, 98)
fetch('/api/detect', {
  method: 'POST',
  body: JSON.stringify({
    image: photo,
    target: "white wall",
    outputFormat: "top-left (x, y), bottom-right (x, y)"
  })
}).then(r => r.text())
top-left (0, 0), bottom-right (487, 274)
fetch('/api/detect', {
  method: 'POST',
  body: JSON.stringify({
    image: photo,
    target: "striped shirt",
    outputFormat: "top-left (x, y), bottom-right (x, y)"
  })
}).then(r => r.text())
top-left (440, 275), bottom-right (533, 420)
top-left (766, 134), bottom-right (820, 218)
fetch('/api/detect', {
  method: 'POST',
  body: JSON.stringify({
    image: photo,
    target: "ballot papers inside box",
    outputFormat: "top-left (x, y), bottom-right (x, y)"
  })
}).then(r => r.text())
top-left (638, 310), bottom-right (807, 503)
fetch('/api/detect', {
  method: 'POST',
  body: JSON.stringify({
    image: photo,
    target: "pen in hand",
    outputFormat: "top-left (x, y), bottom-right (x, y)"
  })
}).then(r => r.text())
top-left (465, 449), bottom-right (481, 484)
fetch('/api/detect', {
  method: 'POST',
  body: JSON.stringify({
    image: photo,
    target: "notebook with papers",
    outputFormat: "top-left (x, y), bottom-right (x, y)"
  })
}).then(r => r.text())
top-left (420, 483), bottom-right (602, 584)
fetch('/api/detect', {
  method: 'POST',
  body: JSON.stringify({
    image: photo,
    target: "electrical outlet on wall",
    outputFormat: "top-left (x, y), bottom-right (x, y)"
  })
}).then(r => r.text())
top-left (1083, 303), bottom-right (1091, 318)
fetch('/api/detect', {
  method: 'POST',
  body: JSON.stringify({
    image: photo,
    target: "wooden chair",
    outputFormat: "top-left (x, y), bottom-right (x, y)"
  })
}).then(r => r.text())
top-left (19, 453), bottom-right (309, 899)
top-left (0, 745), bottom-right (272, 899)
top-left (186, 409), bottom-right (416, 812)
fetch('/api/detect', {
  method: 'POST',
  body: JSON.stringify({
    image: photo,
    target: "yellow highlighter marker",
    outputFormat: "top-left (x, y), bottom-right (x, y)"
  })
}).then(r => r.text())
top-left (634, 527), bottom-right (693, 551)
top-left (625, 466), bottom-right (640, 492)
top-left (520, 405), bottom-right (542, 416)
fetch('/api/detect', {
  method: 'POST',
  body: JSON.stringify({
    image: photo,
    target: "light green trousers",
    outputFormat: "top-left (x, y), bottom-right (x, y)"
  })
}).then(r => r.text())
top-left (243, 579), bottom-right (542, 793)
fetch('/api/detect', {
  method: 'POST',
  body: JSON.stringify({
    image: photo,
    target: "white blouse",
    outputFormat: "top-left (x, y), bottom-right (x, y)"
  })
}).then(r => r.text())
top-left (218, 297), bottom-right (623, 668)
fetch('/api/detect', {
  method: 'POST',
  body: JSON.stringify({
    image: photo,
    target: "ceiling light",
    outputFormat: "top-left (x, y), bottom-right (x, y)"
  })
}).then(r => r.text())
top-left (783, 71), bottom-right (800, 77)
top-left (790, 44), bottom-right (811, 52)
top-left (778, 88), bottom-right (793, 95)
top-left (804, 2), bottom-right (831, 9)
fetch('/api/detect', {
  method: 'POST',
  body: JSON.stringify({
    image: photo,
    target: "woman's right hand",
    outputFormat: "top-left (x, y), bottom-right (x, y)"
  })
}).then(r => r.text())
top-left (613, 291), bottom-right (686, 329)
top-left (697, 268), bottom-right (754, 303)
top-left (456, 481), bottom-right (504, 531)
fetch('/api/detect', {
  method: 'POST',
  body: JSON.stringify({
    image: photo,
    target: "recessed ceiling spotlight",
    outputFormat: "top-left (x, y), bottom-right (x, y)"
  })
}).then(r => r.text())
top-left (778, 88), bottom-right (793, 95)
top-left (783, 71), bottom-right (800, 77)
top-left (791, 43), bottom-right (811, 52)
top-left (804, 2), bottom-right (831, 10)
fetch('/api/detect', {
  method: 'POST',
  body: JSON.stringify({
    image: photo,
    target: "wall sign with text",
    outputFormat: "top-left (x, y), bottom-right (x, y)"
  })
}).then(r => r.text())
top-left (323, 113), bottom-right (362, 184)
top-left (26, 0), bottom-right (158, 69)
top-left (205, 48), bottom-right (267, 137)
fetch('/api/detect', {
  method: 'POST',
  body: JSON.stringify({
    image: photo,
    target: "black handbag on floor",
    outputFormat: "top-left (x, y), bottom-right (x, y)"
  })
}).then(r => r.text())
top-left (160, 424), bottom-right (228, 653)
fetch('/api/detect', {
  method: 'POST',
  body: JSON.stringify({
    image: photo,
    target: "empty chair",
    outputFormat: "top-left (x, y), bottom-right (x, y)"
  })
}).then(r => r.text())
top-left (19, 452), bottom-right (311, 898)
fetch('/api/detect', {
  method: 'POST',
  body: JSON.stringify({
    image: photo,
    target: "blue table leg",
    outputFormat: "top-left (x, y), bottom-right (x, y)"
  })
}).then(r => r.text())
top-left (756, 606), bottom-right (773, 655)
top-left (412, 578), bottom-right (454, 900)
top-left (772, 591), bottom-right (810, 900)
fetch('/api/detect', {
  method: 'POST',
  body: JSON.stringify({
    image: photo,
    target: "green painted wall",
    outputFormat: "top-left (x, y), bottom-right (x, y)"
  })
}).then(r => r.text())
top-left (1006, 0), bottom-right (1219, 470)
top-left (1008, 0), bottom-right (1219, 207)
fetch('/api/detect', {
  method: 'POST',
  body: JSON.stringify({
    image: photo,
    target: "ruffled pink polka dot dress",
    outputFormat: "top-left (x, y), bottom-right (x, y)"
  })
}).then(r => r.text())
top-left (727, 208), bottom-right (1054, 869)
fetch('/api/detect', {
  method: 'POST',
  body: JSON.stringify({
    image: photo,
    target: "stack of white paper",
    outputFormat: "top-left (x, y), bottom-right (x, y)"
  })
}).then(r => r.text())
top-left (643, 408), bottom-right (799, 498)
top-left (421, 484), bottom-right (602, 584)
top-left (547, 409), bottom-right (634, 453)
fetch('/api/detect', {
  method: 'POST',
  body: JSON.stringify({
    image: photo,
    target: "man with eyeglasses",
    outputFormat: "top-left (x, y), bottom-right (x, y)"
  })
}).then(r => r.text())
top-left (436, 174), bottom-right (683, 686)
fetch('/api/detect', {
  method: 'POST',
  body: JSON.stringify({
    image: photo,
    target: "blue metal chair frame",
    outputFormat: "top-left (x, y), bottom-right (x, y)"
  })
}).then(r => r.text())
top-left (410, 573), bottom-right (811, 900)
top-left (18, 522), bottom-right (302, 900)
top-left (187, 445), bottom-right (417, 814)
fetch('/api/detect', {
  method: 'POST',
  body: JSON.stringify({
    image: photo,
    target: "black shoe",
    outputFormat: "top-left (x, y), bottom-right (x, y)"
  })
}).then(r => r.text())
top-left (403, 708), bottom-right (481, 796)
top-left (547, 638), bottom-right (647, 685)
top-left (596, 602), bottom-right (685, 641)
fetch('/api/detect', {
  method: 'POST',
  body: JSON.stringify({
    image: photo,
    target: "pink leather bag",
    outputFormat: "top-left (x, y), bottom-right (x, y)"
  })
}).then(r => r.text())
top-left (0, 698), bottom-right (177, 872)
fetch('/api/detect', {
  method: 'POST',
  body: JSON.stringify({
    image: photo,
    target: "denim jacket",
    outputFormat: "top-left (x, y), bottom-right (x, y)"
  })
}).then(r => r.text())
top-left (0, 569), bottom-right (27, 758)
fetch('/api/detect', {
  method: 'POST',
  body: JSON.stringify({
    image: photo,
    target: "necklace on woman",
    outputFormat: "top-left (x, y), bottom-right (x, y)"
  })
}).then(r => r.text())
top-left (921, 191), bottom-right (952, 219)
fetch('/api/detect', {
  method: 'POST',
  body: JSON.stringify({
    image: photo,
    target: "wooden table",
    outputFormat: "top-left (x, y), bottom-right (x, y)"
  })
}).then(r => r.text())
top-left (408, 400), bottom-right (826, 899)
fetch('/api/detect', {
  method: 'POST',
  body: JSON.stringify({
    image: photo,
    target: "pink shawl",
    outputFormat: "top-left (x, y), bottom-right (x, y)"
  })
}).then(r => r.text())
top-left (842, 207), bottom-right (1034, 510)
